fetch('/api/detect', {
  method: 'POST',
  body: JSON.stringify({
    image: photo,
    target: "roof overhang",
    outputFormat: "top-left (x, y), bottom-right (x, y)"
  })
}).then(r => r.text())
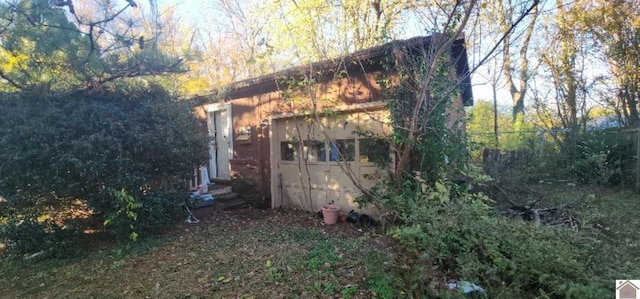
top-left (214, 35), bottom-right (473, 106)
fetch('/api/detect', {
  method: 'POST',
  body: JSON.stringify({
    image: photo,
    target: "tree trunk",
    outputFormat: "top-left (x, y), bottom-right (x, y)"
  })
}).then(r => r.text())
top-left (497, 0), bottom-right (539, 122)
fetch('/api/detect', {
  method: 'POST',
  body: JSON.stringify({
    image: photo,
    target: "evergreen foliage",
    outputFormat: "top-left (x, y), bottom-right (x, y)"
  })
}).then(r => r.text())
top-left (0, 83), bottom-right (209, 253)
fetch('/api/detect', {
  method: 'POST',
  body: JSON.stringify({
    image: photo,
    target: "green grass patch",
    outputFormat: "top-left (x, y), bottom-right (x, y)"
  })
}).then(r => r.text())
top-left (363, 251), bottom-right (398, 299)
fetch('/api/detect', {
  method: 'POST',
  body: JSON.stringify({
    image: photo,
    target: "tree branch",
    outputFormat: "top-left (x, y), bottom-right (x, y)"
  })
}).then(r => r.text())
top-left (0, 69), bottom-right (25, 90)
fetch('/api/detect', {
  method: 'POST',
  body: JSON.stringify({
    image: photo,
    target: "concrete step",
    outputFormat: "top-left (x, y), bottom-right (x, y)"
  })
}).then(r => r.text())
top-left (216, 192), bottom-right (238, 201)
top-left (193, 198), bottom-right (215, 209)
top-left (192, 192), bottom-right (241, 209)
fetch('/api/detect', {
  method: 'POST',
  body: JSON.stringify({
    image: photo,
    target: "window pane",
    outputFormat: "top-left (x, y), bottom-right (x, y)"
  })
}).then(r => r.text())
top-left (359, 138), bottom-right (390, 164)
top-left (302, 140), bottom-right (325, 162)
top-left (280, 141), bottom-right (296, 161)
top-left (330, 139), bottom-right (355, 161)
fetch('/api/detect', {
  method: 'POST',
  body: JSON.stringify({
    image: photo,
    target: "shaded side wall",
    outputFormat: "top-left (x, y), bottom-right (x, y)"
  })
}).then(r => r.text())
top-left (228, 91), bottom-right (279, 195)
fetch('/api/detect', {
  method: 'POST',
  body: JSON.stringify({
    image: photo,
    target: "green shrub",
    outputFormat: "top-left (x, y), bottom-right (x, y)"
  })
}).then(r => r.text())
top-left (0, 216), bottom-right (81, 258)
top-left (103, 188), bottom-right (142, 242)
top-left (572, 130), bottom-right (634, 187)
top-left (0, 217), bottom-right (50, 256)
top-left (135, 188), bottom-right (186, 234)
top-left (391, 197), bottom-right (608, 297)
top-left (0, 83), bottom-right (209, 251)
top-left (359, 176), bottom-right (609, 298)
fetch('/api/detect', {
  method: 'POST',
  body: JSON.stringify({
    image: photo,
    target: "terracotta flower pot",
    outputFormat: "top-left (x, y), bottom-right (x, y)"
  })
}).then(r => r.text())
top-left (321, 204), bottom-right (340, 225)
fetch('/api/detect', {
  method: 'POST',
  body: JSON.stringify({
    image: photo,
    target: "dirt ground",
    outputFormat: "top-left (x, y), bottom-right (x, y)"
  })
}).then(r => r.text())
top-left (0, 205), bottom-right (397, 299)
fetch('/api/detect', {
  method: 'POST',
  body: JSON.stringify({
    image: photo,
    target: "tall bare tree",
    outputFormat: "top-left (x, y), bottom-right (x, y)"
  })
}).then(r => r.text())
top-left (256, 0), bottom-right (425, 64)
top-left (536, 0), bottom-right (592, 151)
top-left (581, 0), bottom-right (640, 126)
top-left (495, 0), bottom-right (541, 121)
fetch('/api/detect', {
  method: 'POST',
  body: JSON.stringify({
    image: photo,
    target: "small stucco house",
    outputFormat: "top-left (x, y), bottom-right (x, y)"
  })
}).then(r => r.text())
top-left (195, 35), bottom-right (473, 214)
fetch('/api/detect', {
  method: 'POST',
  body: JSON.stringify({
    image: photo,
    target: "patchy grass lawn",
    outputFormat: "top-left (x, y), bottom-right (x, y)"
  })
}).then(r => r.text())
top-left (551, 187), bottom-right (640, 280)
top-left (1, 186), bottom-right (637, 298)
top-left (0, 208), bottom-right (397, 298)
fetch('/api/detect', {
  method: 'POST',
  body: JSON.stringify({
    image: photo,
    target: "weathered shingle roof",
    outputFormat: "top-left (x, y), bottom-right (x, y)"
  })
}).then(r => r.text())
top-left (217, 35), bottom-right (473, 106)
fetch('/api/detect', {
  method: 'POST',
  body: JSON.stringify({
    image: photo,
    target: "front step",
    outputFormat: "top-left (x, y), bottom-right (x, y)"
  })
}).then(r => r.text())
top-left (192, 190), bottom-right (240, 209)
top-left (192, 193), bottom-right (245, 209)
top-left (209, 185), bottom-right (233, 196)
top-left (216, 192), bottom-right (238, 201)
top-left (191, 179), bottom-right (239, 209)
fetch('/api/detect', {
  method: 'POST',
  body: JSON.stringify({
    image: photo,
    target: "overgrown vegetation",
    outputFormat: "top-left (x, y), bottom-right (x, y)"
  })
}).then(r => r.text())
top-left (572, 130), bottom-right (636, 187)
top-left (381, 182), bottom-right (606, 297)
top-left (0, 83), bottom-right (209, 255)
top-left (468, 101), bottom-right (638, 189)
top-left (3, 187), bottom-right (636, 298)
top-left (353, 33), bottom-right (639, 298)
top-left (359, 162), bottom-right (638, 297)
top-left (0, 1), bottom-right (637, 298)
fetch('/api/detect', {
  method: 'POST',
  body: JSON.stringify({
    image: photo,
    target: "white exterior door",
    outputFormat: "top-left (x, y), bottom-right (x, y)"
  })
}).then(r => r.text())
top-left (205, 103), bottom-right (232, 179)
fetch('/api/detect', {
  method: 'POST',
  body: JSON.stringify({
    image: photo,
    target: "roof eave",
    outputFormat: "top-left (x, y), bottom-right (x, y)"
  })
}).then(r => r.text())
top-left (215, 35), bottom-right (473, 106)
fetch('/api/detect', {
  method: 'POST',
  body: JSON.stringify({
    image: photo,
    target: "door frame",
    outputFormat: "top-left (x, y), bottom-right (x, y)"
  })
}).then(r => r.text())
top-left (203, 102), bottom-right (233, 179)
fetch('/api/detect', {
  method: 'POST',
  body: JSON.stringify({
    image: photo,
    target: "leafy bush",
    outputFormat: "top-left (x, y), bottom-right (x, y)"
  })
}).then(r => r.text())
top-left (0, 217), bottom-right (51, 256)
top-left (359, 177), bottom-right (609, 298)
top-left (364, 38), bottom-right (621, 297)
top-left (0, 83), bottom-right (209, 251)
top-left (391, 198), bottom-right (607, 297)
top-left (572, 130), bottom-right (634, 187)
top-left (0, 216), bottom-right (81, 258)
